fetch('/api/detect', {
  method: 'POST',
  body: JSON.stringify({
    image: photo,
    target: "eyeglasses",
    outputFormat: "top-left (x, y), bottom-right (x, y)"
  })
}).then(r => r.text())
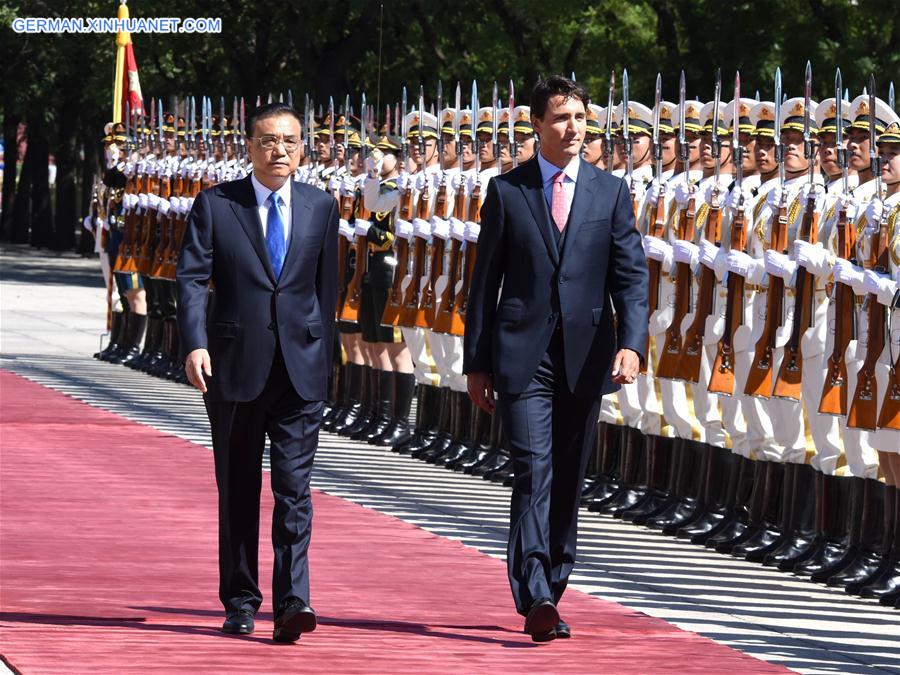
top-left (250, 135), bottom-right (301, 152)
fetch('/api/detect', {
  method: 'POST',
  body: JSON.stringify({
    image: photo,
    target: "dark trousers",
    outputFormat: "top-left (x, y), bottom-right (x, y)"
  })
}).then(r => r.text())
top-left (204, 345), bottom-right (323, 615)
top-left (497, 329), bottom-right (601, 615)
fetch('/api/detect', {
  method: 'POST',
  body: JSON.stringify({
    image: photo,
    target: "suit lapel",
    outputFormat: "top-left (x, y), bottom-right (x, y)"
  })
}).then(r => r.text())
top-left (278, 181), bottom-right (313, 281)
top-left (559, 160), bottom-right (598, 261)
top-left (519, 158), bottom-right (559, 267)
top-left (230, 175), bottom-right (276, 284)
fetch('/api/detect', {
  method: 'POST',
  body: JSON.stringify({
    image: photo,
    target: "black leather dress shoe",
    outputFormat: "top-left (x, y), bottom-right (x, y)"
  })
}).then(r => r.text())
top-left (222, 609), bottom-right (254, 635)
top-left (555, 619), bottom-right (571, 639)
top-left (524, 598), bottom-right (559, 642)
top-left (273, 598), bottom-right (317, 643)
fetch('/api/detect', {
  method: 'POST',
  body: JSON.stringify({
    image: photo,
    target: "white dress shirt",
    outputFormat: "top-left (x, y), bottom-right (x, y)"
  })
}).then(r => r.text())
top-left (537, 151), bottom-right (579, 214)
top-left (251, 172), bottom-right (292, 243)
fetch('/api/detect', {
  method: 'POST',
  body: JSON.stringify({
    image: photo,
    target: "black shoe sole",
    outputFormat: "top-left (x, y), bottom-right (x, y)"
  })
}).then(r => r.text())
top-left (524, 602), bottom-right (559, 636)
top-left (273, 609), bottom-right (317, 643)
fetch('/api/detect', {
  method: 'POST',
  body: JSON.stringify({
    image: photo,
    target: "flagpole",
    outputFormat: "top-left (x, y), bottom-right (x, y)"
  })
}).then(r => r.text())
top-left (113, 0), bottom-right (130, 123)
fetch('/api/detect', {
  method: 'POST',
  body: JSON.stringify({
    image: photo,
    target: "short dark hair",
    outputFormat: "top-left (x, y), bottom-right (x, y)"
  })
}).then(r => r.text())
top-left (530, 76), bottom-right (588, 120)
top-left (246, 103), bottom-right (303, 137)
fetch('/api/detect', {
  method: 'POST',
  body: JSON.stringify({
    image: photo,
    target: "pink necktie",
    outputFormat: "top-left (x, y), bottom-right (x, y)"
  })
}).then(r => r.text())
top-left (551, 170), bottom-right (568, 231)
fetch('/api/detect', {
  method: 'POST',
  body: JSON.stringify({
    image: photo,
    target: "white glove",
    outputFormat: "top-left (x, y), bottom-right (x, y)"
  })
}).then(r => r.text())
top-left (833, 259), bottom-right (865, 291)
top-left (672, 240), bottom-right (699, 267)
top-left (365, 155), bottom-right (383, 177)
top-left (764, 249), bottom-right (797, 282)
top-left (724, 185), bottom-right (751, 212)
top-left (794, 240), bottom-right (827, 274)
top-left (704, 182), bottom-right (724, 207)
top-left (801, 183), bottom-right (825, 204)
top-left (340, 175), bottom-right (357, 196)
top-left (863, 199), bottom-right (884, 231)
top-left (643, 235), bottom-right (672, 264)
top-left (138, 193), bottom-right (149, 209)
top-left (464, 221), bottom-right (480, 242)
top-left (431, 216), bottom-right (450, 240)
top-left (396, 172), bottom-right (411, 192)
top-left (674, 182), bottom-right (693, 207)
top-left (698, 239), bottom-right (719, 269)
top-left (414, 171), bottom-right (433, 193)
top-left (338, 218), bottom-right (355, 240)
top-left (396, 219), bottom-right (414, 240)
top-left (82, 215), bottom-right (94, 232)
top-left (644, 181), bottom-right (662, 207)
top-left (766, 186), bottom-right (784, 210)
top-left (861, 269), bottom-right (894, 302)
top-left (838, 193), bottom-right (858, 215)
top-left (449, 216), bottom-right (467, 240)
top-left (630, 179), bottom-right (647, 205)
top-left (354, 219), bottom-right (371, 237)
top-left (726, 250), bottom-right (755, 278)
top-left (157, 198), bottom-right (170, 215)
top-left (147, 193), bottom-right (159, 209)
top-left (451, 171), bottom-right (468, 191)
top-left (412, 217), bottom-right (432, 238)
top-left (185, 197), bottom-right (195, 213)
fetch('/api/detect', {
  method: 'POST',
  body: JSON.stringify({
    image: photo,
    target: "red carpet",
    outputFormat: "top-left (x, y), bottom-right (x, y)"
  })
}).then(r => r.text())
top-left (0, 370), bottom-right (785, 673)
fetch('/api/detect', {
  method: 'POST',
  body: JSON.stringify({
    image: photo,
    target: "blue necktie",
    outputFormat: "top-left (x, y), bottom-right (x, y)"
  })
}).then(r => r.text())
top-left (266, 192), bottom-right (286, 279)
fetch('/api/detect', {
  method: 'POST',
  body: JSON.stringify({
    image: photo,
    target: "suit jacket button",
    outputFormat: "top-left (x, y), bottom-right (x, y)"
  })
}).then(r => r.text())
top-left (268, 322), bottom-right (276, 331)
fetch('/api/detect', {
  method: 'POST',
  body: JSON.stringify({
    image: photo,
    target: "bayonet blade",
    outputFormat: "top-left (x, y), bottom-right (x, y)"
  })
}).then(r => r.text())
top-left (622, 68), bottom-right (630, 141)
top-left (652, 72), bottom-right (661, 146)
top-left (711, 68), bottom-right (721, 148)
top-left (678, 70), bottom-right (686, 148)
top-left (454, 82), bottom-right (461, 144)
top-left (803, 61), bottom-right (812, 144)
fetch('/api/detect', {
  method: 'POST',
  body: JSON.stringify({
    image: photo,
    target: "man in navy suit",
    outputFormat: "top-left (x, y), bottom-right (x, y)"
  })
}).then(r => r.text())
top-left (463, 76), bottom-right (648, 641)
top-left (177, 103), bottom-right (338, 643)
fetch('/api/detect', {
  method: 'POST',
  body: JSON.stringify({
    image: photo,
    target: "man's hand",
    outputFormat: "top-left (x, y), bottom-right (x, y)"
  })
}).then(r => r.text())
top-left (467, 372), bottom-right (496, 414)
top-left (185, 348), bottom-right (212, 393)
top-left (611, 348), bottom-right (640, 385)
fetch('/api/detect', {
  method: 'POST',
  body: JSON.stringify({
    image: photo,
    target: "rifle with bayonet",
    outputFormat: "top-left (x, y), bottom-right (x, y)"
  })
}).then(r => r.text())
top-left (677, 69), bottom-right (724, 383)
top-left (820, 69), bottom-right (857, 415)
top-left (656, 73), bottom-right (698, 380)
top-left (341, 94), bottom-right (367, 322)
top-left (604, 71), bottom-right (615, 170)
top-left (434, 86), bottom-right (467, 335)
top-left (848, 77), bottom-right (889, 429)
top-left (710, 73), bottom-right (748, 394)
top-left (774, 62), bottom-right (819, 400)
top-left (623, 69), bottom-right (639, 219)
top-left (745, 68), bottom-right (788, 398)
top-left (381, 95), bottom-right (412, 327)
top-left (643, 72), bottom-right (665, 374)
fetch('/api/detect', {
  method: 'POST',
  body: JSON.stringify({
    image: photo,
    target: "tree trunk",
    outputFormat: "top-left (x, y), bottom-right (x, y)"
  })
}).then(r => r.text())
top-left (27, 117), bottom-right (53, 248)
top-left (52, 105), bottom-right (78, 251)
top-left (1, 106), bottom-right (19, 241)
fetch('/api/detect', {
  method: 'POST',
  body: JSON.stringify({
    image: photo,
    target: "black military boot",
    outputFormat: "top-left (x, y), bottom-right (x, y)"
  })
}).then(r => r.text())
top-left (675, 445), bottom-right (734, 539)
top-left (128, 314), bottom-right (162, 371)
top-left (598, 427), bottom-right (649, 516)
top-left (587, 425), bottom-right (630, 511)
top-left (810, 476), bottom-right (874, 583)
top-left (838, 481), bottom-right (893, 593)
top-left (447, 403), bottom-right (490, 471)
top-left (710, 459), bottom-right (769, 553)
top-left (416, 388), bottom-right (454, 461)
top-left (860, 486), bottom-right (900, 604)
top-left (375, 372), bottom-right (416, 447)
top-left (395, 384), bottom-right (440, 455)
top-left (793, 475), bottom-right (855, 576)
top-left (347, 367), bottom-right (380, 439)
top-left (440, 392), bottom-right (475, 467)
top-left (332, 363), bottom-right (365, 434)
top-left (763, 464), bottom-right (817, 567)
top-left (112, 312), bottom-right (147, 366)
top-left (732, 461), bottom-right (787, 560)
top-left (470, 411), bottom-right (509, 476)
top-left (582, 422), bottom-right (614, 504)
top-left (322, 363), bottom-right (347, 431)
top-left (95, 310), bottom-right (125, 361)
top-left (629, 435), bottom-right (685, 524)
top-left (363, 370), bottom-right (395, 444)
top-left (852, 484), bottom-right (898, 597)
top-left (645, 440), bottom-right (709, 534)
top-left (617, 435), bottom-right (672, 521)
